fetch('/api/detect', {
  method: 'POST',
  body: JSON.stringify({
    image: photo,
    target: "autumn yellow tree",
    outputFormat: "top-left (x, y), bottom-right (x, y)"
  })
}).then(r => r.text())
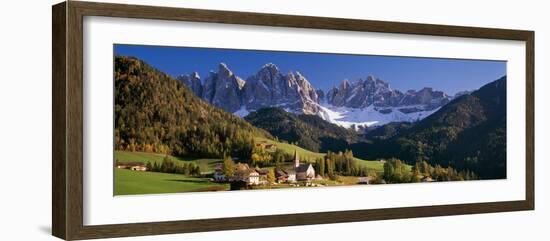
top-left (222, 155), bottom-right (235, 177)
top-left (250, 146), bottom-right (272, 166)
top-left (267, 169), bottom-right (276, 184)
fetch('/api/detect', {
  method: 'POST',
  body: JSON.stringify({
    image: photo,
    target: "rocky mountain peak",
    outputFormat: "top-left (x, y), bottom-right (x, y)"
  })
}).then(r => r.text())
top-left (326, 76), bottom-right (450, 111)
top-left (258, 63), bottom-right (280, 77)
top-left (177, 62), bottom-right (455, 127)
top-left (339, 79), bottom-right (351, 90)
top-left (262, 62), bottom-right (279, 70)
top-left (218, 63), bottom-right (233, 79)
top-left (242, 63), bottom-right (320, 115)
top-left (191, 71), bottom-right (200, 79)
top-left (366, 75), bottom-right (376, 81)
top-left (418, 87), bottom-right (433, 93)
top-left (198, 63), bottom-right (245, 113)
top-left (177, 72), bottom-right (203, 97)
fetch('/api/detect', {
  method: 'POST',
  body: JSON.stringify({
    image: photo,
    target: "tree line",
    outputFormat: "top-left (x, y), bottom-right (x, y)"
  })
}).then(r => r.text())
top-left (145, 156), bottom-right (202, 176)
top-left (379, 159), bottom-right (478, 184)
top-left (314, 150), bottom-right (370, 179)
top-left (250, 146), bottom-right (292, 167)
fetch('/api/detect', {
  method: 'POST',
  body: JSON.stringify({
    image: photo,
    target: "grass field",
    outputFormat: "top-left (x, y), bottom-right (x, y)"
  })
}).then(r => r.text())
top-left (115, 151), bottom-right (221, 173)
top-left (254, 137), bottom-right (325, 160)
top-left (114, 168), bottom-right (229, 195)
top-left (254, 137), bottom-right (386, 172)
top-left (114, 137), bottom-right (410, 195)
top-left (356, 159), bottom-right (386, 172)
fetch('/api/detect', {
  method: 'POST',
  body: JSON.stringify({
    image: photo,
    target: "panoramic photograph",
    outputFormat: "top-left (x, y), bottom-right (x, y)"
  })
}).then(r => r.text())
top-left (113, 44), bottom-right (507, 195)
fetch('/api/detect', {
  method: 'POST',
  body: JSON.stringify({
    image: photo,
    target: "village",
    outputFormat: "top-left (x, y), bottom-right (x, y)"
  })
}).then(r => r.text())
top-left (115, 141), bottom-right (374, 192)
top-left (212, 150), bottom-right (330, 189)
top-left (115, 135), bottom-right (458, 195)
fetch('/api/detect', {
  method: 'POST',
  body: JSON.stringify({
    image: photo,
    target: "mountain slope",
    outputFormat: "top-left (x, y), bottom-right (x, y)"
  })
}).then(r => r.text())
top-left (243, 63), bottom-right (320, 115)
top-left (363, 122), bottom-right (413, 140)
top-left (357, 76), bottom-right (506, 179)
top-left (114, 56), bottom-right (270, 159)
top-left (244, 107), bottom-right (362, 153)
top-left (202, 63), bottom-right (245, 113)
top-left (177, 63), bottom-right (451, 127)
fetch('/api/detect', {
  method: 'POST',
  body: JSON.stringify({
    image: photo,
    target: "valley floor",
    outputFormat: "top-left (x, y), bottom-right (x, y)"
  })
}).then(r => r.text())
top-left (113, 149), bottom-right (390, 195)
top-left (115, 168), bottom-right (229, 195)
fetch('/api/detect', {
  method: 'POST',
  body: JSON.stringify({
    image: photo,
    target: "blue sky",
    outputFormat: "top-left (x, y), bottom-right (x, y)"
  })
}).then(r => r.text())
top-left (114, 44), bottom-right (506, 95)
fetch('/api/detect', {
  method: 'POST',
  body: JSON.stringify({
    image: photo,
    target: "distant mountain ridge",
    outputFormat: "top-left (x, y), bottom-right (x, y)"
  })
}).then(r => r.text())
top-left (177, 63), bottom-right (462, 127)
top-left (325, 76), bottom-right (450, 110)
top-left (357, 76), bottom-right (507, 179)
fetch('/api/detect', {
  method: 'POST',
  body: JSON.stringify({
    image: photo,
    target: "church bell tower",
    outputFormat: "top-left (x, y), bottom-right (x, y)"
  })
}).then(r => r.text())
top-left (294, 149), bottom-right (300, 168)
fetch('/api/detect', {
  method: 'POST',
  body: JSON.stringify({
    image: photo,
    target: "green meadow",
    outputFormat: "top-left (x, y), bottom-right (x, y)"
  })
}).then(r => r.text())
top-left (115, 151), bottom-right (221, 173)
top-left (114, 138), bottom-right (396, 195)
top-left (114, 168), bottom-right (228, 195)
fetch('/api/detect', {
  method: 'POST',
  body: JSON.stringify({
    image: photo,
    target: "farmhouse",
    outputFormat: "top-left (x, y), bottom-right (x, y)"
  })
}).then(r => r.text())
top-left (275, 169), bottom-right (296, 183)
top-left (275, 170), bottom-right (288, 183)
top-left (115, 161), bottom-right (147, 171)
top-left (232, 168), bottom-right (260, 185)
top-left (214, 163), bottom-right (261, 185)
top-left (255, 168), bottom-right (270, 185)
top-left (256, 141), bottom-right (277, 151)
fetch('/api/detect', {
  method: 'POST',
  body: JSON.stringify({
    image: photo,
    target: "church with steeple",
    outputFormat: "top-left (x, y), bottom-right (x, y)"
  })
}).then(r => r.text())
top-left (293, 150), bottom-right (315, 181)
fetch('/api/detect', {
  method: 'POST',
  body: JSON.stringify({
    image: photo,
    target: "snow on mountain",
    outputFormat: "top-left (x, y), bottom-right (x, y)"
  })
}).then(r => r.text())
top-left (317, 103), bottom-right (440, 129)
top-left (177, 63), bottom-right (453, 129)
top-left (233, 105), bottom-right (250, 118)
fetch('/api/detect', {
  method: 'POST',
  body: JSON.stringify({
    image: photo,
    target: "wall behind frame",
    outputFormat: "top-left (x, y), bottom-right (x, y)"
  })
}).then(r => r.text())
top-left (0, 0), bottom-right (547, 241)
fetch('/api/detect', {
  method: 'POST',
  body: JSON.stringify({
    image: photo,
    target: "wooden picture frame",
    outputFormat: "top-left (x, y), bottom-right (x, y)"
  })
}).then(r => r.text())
top-left (52, 1), bottom-right (534, 240)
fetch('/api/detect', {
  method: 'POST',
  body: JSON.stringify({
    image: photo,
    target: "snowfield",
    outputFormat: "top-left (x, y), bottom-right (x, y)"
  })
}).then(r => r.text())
top-left (316, 104), bottom-right (439, 129)
top-left (233, 106), bottom-right (250, 118)
top-left (233, 103), bottom-right (439, 130)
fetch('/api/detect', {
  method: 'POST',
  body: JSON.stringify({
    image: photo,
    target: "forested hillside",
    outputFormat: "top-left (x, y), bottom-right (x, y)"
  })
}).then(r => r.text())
top-left (114, 56), bottom-right (271, 159)
top-left (245, 107), bottom-right (362, 153)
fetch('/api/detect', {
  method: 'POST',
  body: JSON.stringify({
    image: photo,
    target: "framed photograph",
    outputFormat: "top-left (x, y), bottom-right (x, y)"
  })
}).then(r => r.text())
top-left (52, 1), bottom-right (534, 240)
